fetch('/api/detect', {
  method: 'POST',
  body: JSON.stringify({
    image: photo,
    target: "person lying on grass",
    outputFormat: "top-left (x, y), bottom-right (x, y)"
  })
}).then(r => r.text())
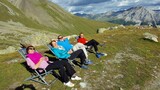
top-left (26, 45), bottom-right (81, 87)
top-left (77, 32), bottom-right (107, 58)
top-left (57, 35), bottom-right (93, 64)
top-left (50, 40), bottom-right (88, 69)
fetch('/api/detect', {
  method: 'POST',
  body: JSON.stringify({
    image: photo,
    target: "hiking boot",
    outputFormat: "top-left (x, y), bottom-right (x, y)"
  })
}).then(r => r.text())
top-left (64, 81), bottom-right (74, 87)
top-left (102, 53), bottom-right (107, 56)
top-left (81, 64), bottom-right (88, 69)
top-left (71, 76), bottom-right (82, 80)
top-left (98, 53), bottom-right (107, 56)
top-left (84, 59), bottom-right (93, 65)
top-left (96, 53), bottom-right (107, 58)
top-left (96, 53), bottom-right (102, 58)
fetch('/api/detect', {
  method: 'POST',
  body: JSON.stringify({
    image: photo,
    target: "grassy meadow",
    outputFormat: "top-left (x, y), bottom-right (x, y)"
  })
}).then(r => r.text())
top-left (0, 26), bottom-right (160, 90)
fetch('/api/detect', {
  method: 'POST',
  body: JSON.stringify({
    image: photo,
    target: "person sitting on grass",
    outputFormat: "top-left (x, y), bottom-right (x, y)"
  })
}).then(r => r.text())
top-left (77, 32), bottom-right (107, 58)
top-left (50, 40), bottom-right (88, 69)
top-left (57, 35), bottom-right (92, 64)
top-left (26, 45), bottom-right (81, 87)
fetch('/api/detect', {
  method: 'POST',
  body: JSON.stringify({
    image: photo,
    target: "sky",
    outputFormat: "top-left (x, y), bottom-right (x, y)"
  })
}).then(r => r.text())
top-left (51, 0), bottom-right (160, 14)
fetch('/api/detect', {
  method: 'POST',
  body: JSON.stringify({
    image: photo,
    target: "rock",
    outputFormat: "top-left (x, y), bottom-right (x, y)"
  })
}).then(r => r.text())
top-left (97, 28), bottom-right (108, 33)
top-left (6, 58), bottom-right (21, 64)
top-left (114, 74), bottom-right (124, 79)
top-left (143, 32), bottom-right (158, 42)
top-left (20, 32), bottom-right (58, 46)
top-left (119, 25), bottom-right (126, 28)
top-left (79, 82), bottom-right (87, 88)
top-left (120, 87), bottom-right (124, 90)
top-left (0, 46), bottom-right (16, 54)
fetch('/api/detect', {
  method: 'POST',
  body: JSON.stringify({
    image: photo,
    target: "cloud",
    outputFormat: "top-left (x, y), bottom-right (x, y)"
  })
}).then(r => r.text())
top-left (135, 0), bottom-right (140, 3)
top-left (69, 0), bottom-right (111, 6)
top-left (118, 0), bottom-right (129, 6)
top-left (51, 0), bottom-right (160, 14)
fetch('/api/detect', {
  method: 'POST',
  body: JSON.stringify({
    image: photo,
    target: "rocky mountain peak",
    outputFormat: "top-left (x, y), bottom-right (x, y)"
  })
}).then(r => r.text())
top-left (117, 6), bottom-right (157, 26)
top-left (75, 6), bottom-right (158, 27)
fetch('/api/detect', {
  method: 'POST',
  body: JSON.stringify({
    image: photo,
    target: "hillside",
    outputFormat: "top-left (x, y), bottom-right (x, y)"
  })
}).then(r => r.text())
top-left (0, 0), bottom-right (114, 52)
top-left (0, 26), bottom-right (160, 90)
top-left (1, 0), bottom-right (160, 90)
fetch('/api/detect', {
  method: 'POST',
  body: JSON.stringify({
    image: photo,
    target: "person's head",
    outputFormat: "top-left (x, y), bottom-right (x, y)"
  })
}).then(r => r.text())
top-left (57, 35), bottom-right (63, 40)
top-left (50, 40), bottom-right (58, 47)
top-left (79, 32), bottom-right (84, 38)
top-left (26, 45), bottom-right (35, 54)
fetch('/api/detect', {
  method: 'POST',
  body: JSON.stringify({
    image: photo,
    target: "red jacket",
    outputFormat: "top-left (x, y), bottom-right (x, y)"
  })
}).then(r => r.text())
top-left (77, 37), bottom-right (87, 44)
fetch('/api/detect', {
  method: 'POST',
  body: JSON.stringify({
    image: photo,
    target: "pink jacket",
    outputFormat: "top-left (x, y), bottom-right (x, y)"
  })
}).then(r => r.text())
top-left (26, 57), bottom-right (49, 70)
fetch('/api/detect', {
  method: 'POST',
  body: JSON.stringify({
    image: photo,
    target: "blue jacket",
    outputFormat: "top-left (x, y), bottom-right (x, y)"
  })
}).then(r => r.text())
top-left (51, 46), bottom-right (70, 59)
top-left (57, 38), bottom-right (73, 52)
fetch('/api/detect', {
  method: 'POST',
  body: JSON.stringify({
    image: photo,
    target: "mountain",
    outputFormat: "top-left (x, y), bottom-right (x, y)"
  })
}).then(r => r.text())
top-left (0, 0), bottom-right (113, 50)
top-left (75, 6), bottom-right (158, 27)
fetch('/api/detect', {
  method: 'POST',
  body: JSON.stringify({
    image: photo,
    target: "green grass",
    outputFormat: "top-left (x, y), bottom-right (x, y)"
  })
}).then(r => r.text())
top-left (1, 27), bottom-right (160, 90)
top-left (0, 0), bottom-right (160, 89)
top-left (93, 27), bottom-right (160, 90)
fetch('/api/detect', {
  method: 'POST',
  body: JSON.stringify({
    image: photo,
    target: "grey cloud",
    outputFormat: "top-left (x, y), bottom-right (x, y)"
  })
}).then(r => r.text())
top-left (69, 0), bottom-right (111, 6)
top-left (51, 0), bottom-right (160, 14)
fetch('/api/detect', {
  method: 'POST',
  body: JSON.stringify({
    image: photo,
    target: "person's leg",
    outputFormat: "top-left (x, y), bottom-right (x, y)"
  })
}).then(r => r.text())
top-left (77, 50), bottom-right (86, 65)
top-left (46, 61), bottom-right (69, 83)
top-left (57, 60), bottom-right (82, 81)
top-left (72, 43), bottom-right (80, 51)
top-left (73, 43), bottom-right (88, 59)
top-left (60, 60), bottom-right (76, 78)
top-left (68, 49), bottom-right (88, 69)
top-left (68, 49), bottom-right (83, 60)
top-left (91, 39), bottom-right (99, 45)
top-left (85, 39), bottom-right (99, 53)
top-left (92, 42), bottom-right (98, 53)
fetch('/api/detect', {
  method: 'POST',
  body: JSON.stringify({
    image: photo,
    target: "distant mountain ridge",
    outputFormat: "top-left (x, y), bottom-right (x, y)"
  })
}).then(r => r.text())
top-left (74, 6), bottom-right (159, 27)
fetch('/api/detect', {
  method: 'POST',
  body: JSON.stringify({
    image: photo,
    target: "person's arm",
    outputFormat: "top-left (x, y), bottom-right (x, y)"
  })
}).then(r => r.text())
top-left (34, 57), bottom-right (45, 69)
top-left (63, 36), bottom-right (71, 40)
top-left (84, 38), bottom-right (88, 43)
top-left (44, 56), bottom-right (49, 61)
top-left (27, 57), bottom-right (45, 69)
top-left (68, 49), bottom-right (73, 54)
top-left (26, 58), bottom-right (36, 69)
top-left (51, 48), bottom-right (70, 59)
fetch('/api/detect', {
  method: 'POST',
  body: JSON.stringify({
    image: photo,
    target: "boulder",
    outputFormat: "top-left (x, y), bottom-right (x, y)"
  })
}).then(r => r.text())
top-left (143, 32), bottom-right (158, 42)
top-left (97, 28), bottom-right (108, 33)
top-left (0, 46), bottom-right (16, 54)
top-left (20, 32), bottom-right (58, 46)
top-left (119, 25), bottom-right (125, 28)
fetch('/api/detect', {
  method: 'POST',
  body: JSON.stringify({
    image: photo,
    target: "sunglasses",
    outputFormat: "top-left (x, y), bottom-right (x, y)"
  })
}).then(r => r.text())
top-left (29, 47), bottom-right (35, 50)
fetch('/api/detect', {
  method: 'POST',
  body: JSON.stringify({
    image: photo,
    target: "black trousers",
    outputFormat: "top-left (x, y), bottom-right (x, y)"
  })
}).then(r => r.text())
top-left (85, 39), bottom-right (99, 52)
top-left (46, 60), bottom-right (76, 83)
top-left (68, 49), bottom-right (86, 65)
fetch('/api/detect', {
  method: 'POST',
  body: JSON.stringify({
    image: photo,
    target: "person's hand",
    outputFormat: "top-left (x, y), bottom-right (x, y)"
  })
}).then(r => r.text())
top-left (68, 50), bottom-right (73, 54)
top-left (44, 56), bottom-right (48, 61)
top-left (41, 57), bottom-right (45, 60)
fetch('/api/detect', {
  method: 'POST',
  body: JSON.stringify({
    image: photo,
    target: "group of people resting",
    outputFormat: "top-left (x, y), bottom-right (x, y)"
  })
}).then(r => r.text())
top-left (25, 32), bottom-right (107, 87)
